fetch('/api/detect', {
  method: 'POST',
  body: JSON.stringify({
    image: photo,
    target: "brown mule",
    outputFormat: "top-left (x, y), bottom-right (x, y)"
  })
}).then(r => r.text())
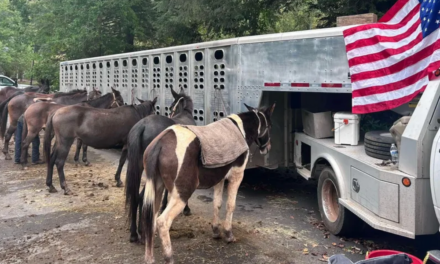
top-left (0, 89), bottom-right (89, 160)
top-left (140, 103), bottom-right (276, 264)
top-left (44, 97), bottom-right (157, 195)
top-left (20, 88), bottom-right (123, 167)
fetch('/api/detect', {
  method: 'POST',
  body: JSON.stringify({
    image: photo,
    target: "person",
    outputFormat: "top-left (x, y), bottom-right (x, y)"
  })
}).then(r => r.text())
top-left (14, 114), bottom-right (43, 165)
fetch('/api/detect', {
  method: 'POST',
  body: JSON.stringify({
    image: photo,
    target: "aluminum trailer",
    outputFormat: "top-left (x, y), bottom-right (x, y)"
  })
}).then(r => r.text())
top-left (60, 25), bottom-right (440, 239)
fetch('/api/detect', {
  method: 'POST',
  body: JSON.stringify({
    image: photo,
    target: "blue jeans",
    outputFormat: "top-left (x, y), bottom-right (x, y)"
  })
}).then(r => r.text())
top-left (15, 119), bottom-right (40, 163)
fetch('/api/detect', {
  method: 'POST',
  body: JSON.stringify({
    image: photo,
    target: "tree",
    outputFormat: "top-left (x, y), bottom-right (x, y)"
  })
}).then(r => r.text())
top-left (310, 0), bottom-right (397, 28)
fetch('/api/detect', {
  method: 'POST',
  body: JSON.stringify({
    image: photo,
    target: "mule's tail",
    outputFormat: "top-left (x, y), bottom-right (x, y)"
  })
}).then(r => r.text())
top-left (0, 91), bottom-right (21, 139)
top-left (142, 140), bottom-right (162, 254)
top-left (125, 125), bottom-right (145, 219)
top-left (44, 112), bottom-right (56, 168)
top-left (21, 115), bottom-right (28, 142)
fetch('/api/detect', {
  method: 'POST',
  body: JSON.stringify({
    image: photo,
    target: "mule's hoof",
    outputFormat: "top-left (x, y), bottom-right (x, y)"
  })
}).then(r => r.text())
top-left (129, 234), bottom-right (139, 243)
top-left (116, 181), bottom-right (124, 188)
top-left (164, 256), bottom-right (174, 264)
top-left (64, 189), bottom-right (74, 196)
top-left (48, 185), bottom-right (58, 193)
top-left (224, 230), bottom-right (236, 243)
top-left (183, 208), bottom-right (192, 216)
top-left (84, 161), bottom-right (91, 166)
top-left (4, 154), bottom-right (12, 160)
top-left (212, 226), bottom-right (221, 239)
top-left (140, 236), bottom-right (145, 245)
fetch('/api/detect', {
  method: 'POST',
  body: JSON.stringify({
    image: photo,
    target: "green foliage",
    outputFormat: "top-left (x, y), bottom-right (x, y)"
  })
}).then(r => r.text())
top-left (2, 0), bottom-right (398, 90)
top-left (310, 0), bottom-right (397, 28)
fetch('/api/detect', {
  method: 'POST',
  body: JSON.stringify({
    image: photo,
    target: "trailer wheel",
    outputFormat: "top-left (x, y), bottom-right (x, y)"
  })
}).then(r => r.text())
top-left (318, 167), bottom-right (361, 236)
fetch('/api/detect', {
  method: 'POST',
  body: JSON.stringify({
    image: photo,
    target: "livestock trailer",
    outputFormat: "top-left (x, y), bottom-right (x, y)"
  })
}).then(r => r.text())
top-left (59, 25), bottom-right (440, 239)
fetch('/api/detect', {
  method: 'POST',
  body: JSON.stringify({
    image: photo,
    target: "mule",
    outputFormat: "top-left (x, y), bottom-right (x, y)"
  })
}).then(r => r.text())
top-left (21, 88), bottom-right (123, 166)
top-left (0, 89), bottom-right (91, 160)
top-left (125, 87), bottom-right (195, 244)
top-left (44, 97), bottom-right (157, 195)
top-left (139, 103), bottom-right (275, 264)
top-left (0, 85), bottom-right (49, 104)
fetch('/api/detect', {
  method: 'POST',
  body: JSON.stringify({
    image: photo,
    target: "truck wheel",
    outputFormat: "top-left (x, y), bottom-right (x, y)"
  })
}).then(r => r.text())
top-left (318, 167), bottom-right (361, 236)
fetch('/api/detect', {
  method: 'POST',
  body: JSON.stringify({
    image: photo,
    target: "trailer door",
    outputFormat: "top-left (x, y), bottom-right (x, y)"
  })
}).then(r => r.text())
top-left (430, 128), bottom-right (440, 231)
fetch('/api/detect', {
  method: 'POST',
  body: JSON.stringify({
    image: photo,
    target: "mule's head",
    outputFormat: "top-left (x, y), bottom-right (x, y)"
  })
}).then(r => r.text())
top-left (169, 86), bottom-right (193, 118)
top-left (110, 87), bottom-right (124, 108)
top-left (244, 103), bottom-right (276, 155)
top-left (88, 87), bottom-right (102, 100)
top-left (137, 97), bottom-right (158, 116)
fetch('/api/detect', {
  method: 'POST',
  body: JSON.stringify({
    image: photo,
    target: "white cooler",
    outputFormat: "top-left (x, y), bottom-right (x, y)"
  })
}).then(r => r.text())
top-left (333, 112), bottom-right (360, 146)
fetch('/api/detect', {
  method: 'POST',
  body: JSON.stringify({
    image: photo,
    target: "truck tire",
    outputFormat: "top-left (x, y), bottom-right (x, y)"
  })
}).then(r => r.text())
top-left (364, 131), bottom-right (395, 160)
top-left (317, 167), bottom-right (361, 236)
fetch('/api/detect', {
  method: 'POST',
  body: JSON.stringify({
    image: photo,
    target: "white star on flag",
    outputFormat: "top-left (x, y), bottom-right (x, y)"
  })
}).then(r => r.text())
top-left (424, 17), bottom-right (427, 21)
top-left (436, 20), bottom-right (440, 24)
top-left (423, 7), bottom-right (425, 11)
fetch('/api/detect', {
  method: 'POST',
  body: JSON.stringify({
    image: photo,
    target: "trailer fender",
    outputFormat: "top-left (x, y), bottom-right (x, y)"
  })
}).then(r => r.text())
top-left (312, 154), bottom-right (347, 199)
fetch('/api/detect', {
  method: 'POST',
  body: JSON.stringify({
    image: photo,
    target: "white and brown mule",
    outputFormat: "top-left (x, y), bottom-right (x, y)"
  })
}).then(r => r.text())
top-left (140, 102), bottom-right (276, 264)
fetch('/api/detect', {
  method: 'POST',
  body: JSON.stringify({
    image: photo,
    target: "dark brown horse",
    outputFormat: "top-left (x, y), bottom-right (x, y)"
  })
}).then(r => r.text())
top-left (21, 88), bottom-right (123, 166)
top-left (44, 97), bottom-right (157, 195)
top-left (138, 103), bottom-right (275, 264)
top-left (0, 89), bottom-right (89, 160)
top-left (125, 87), bottom-right (195, 243)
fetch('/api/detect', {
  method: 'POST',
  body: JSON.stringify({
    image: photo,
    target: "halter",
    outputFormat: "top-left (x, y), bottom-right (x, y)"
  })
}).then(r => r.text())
top-left (111, 92), bottom-right (120, 107)
top-left (253, 110), bottom-right (270, 149)
top-left (169, 97), bottom-right (184, 118)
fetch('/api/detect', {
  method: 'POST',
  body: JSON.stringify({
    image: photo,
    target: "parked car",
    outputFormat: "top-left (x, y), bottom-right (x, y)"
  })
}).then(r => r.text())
top-left (0, 75), bottom-right (30, 89)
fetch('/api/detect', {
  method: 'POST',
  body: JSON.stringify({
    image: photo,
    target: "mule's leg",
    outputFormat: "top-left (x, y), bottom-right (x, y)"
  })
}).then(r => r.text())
top-left (155, 190), bottom-right (187, 264)
top-left (160, 189), bottom-right (168, 214)
top-left (20, 134), bottom-right (36, 167)
top-left (212, 179), bottom-right (225, 239)
top-left (130, 186), bottom-right (144, 243)
top-left (73, 139), bottom-right (81, 166)
top-left (161, 190), bottom-right (191, 216)
top-left (53, 138), bottom-right (75, 195)
top-left (138, 186), bottom-right (145, 244)
top-left (223, 171), bottom-right (245, 243)
top-left (2, 125), bottom-right (17, 160)
top-left (47, 142), bottom-right (58, 193)
top-left (114, 144), bottom-right (127, 187)
top-left (82, 144), bottom-right (90, 166)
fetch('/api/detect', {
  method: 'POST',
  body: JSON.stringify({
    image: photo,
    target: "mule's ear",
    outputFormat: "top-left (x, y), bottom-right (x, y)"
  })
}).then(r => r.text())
top-left (171, 87), bottom-right (179, 99)
top-left (244, 103), bottom-right (255, 112)
top-left (265, 102), bottom-right (276, 116)
top-left (152, 97), bottom-right (158, 105)
top-left (111, 87), bottom-right (116, 93)
top-left (137, 97), bottom-right (145, 103)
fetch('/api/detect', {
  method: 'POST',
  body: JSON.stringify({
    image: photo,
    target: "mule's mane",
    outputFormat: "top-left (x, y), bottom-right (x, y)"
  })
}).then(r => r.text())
top-left (133, 102), bottom-right (155, 118)
top-left (52, 89), bottom-right (86, 98)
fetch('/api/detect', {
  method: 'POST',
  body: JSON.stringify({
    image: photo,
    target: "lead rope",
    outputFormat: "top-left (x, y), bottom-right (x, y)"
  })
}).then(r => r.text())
top-left (111, 92), bottom-right (120, 107)
top-left (131, 88), bottom-right (134, 104)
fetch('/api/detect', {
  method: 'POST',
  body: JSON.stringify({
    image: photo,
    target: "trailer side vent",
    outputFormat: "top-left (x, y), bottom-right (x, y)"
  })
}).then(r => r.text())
top-left (107, 61), bottom-right (111, 68)
top-left (142, 58), bottom-right (148, 65)
top-left (195, 52), bottom-right (203, 61)
top-left (132, 59), bottom-right (137, 66)
top-left (214, 50), bottom-right (224, 60)
top-left (154, 56), bottom-right (160, 65)
top-left (123, 60), bottom-right (127, 67)
top-left (166, 55), bottom-right (173, 64)
top-left (179, 53), bottom-right (187, 62)
top-left (114, 61), bottom-right (119, 67)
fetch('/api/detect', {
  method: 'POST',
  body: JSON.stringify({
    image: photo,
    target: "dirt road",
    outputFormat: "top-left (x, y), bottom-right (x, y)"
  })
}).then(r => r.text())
top-left (0, 140), bottom-right (436, 264)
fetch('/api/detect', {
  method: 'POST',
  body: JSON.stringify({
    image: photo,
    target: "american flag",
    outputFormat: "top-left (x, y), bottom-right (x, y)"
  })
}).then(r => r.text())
top-left (343, 0), bottom-right (440, 114)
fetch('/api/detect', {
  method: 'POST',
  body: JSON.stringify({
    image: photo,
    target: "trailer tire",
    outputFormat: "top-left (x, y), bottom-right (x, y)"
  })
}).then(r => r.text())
top-left (318, 167), bottom-right (361, 236)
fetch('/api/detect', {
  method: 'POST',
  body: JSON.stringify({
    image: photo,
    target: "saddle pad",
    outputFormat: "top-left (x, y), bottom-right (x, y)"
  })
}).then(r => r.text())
top-left (182, 117), bottom-right (249, 168)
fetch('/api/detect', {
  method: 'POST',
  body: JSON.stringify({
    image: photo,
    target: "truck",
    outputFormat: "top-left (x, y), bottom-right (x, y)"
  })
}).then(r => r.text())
top-left (59, 24), bottom-right (440, 241)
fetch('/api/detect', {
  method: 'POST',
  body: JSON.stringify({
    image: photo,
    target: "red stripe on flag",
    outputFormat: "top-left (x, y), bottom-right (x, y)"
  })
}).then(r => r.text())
top-left (345, 20), bottom-right (421, 52)
top-left (352, 86), bottom-right (426, 114)
top-left (379, 0), bottom-right (410, 23)
top-left (264, 83), bottom-right (280, 87)
top-left (352, 70), bottom-right (426, 98)
top-left (291, 83), bottom-right (310, 87)
top-left (348, 33), bottom-right (423, 67)
top-left (322, 83), bottom-right (343, 88)
top-left (344, 4), bottom-right (420, 37)
top-left (351, 41), bottom-right (436, 82)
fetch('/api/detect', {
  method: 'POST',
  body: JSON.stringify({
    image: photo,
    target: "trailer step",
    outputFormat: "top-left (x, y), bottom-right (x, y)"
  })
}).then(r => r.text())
top-left (296, 167), bottom-right (312, 180)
